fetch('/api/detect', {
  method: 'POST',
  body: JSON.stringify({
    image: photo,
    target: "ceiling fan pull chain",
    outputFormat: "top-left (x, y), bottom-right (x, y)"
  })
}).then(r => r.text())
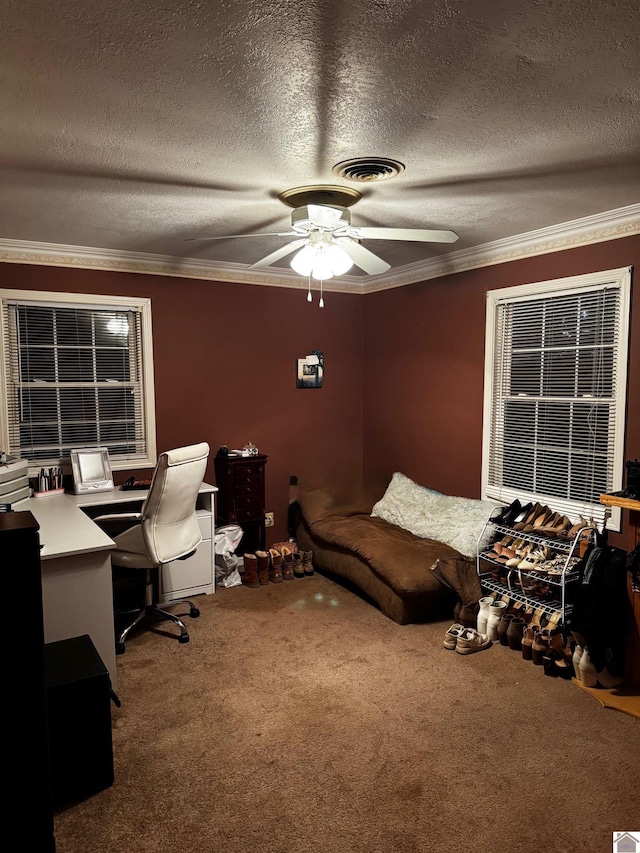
top-left (307, 274), bottom-right (312, 302)
top-left (319, 277), bottom-right (325, 308)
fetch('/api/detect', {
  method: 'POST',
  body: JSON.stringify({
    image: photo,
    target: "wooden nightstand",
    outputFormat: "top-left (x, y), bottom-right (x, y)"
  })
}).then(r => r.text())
top-left (214, 453), bottom-right (268, 556)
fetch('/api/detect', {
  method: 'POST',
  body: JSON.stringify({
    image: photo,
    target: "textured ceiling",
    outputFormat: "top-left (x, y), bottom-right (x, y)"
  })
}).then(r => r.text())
top-left (0, 0), bottom-right (638, 285)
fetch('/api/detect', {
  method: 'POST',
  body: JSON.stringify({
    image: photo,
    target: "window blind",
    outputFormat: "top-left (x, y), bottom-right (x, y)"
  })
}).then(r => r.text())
top-left (1, 298), bottom-right (153, 468)
top-left (483, 269), bottom-right (631, 527)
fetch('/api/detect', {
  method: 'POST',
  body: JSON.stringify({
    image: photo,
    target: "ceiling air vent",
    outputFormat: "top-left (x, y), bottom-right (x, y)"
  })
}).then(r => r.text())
top-left (332, 158), bottom-right (405, 183)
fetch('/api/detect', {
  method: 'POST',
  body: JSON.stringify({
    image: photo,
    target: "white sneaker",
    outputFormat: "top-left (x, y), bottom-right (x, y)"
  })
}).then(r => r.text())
top-left (443, 623), bottom-right (466, 650)
top-left (456, 628), bottom-right (492, 655)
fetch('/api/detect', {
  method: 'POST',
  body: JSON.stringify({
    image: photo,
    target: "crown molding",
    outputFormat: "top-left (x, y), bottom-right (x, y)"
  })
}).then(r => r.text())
top-left (361, 204), bottom-right (640, 293)
top-left (0, 204), bottom-right (637, 294)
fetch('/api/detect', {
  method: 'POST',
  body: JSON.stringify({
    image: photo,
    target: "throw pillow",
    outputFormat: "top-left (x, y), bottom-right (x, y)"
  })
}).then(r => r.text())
top-left (372, 472), bottom-right (496, 557)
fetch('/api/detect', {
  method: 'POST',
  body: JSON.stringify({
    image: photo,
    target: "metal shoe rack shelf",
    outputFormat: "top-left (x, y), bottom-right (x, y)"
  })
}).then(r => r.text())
top-left (476, 509), bottom-right (594, 627)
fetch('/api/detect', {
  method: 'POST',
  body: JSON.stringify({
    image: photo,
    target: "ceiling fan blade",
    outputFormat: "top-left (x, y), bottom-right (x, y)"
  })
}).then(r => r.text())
top-left (349, 227), bottom-right (459, 243)
top-left (336, 238), bottom-right (390, 275)
top-left (185, 232), bottom-right (297, 242)
top-left (307, 204), bottom-right (345, 229)
top-left (248, 238), bottom-right (308, 269)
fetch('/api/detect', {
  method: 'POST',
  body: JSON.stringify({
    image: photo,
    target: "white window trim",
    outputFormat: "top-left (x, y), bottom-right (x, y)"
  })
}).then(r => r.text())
top-left (481, 266), bottom-right (632, 532)
top-left (0, 288), bottom-right (157, 476)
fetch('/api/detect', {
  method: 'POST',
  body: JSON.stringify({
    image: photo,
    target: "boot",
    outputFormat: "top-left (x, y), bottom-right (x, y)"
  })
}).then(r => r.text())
top-left (486, 600), bottom-right (507, 641)
top-left (532, 628), bottom-right (550, 666)
top-left (281, 547), bottom-right (295, 581)
top-left (476, 596), bottom-right (493, 635)
top-left (578, 647), bottom-right (598, 687)
top-left (302, 550), bottom-right (314, 576)
top-left (255, 551), bottom-right (270, 586)
top-left (497, 613), bottom-right (515, 646)
top-left (571, 643), bottom-right (583, 680)
top-left (547, 629), bottom-right (571, 663)
top-left (241, 553), bottom-right (260, 589)
top-left (268, 549), bottom-right (284, 584)
top-left (521, 624), bottom-right (536, 660)
top-left (292, 552), bottom-right (304, 578)
top-left (506, 616), bottom-right (526, 651)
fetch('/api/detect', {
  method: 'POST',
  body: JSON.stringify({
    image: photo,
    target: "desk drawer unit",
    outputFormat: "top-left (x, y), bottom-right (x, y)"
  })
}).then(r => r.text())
top-left (214, 452), bottom-right (267, 555)
top-left (159, 506), bottom-right (215, 603)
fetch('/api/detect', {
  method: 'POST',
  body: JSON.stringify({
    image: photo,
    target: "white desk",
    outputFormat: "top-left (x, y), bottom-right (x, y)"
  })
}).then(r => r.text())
top-left (17, 483), bottom-right (217, 690)
top-left (20, 493), bottom-right (118, 688)
top-left (69, 483), bottom-right (217, 604)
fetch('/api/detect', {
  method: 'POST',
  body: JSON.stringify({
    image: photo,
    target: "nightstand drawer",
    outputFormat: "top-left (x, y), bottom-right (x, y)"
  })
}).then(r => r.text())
top-left (235, 464), bottom-right (263, 477)
top-left (234, 507), bottom-right (263, 522)
top-left (234, 494), bottom-right (262, 511)
top-left (234, 473), bottom-right (262, 488)
top-left (234, 480), bottom-right (262, 496)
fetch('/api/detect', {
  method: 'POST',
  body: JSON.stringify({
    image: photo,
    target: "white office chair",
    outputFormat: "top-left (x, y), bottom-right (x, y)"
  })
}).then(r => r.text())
top-left (99, 442), bottom-right (210, 654)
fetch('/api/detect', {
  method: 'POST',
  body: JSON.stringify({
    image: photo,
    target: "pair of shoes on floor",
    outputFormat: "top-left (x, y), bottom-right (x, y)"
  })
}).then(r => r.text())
top-left (269, 544), bottom-right (314, 578)
top-left (572, 643), bottom-right (624, 688)
top-left (443, 624), bottom-right (492, 654)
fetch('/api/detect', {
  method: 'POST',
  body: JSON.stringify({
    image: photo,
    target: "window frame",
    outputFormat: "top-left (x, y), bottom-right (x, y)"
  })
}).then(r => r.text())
top-left (0, 288), bottom-right (157, 476)
top-left (481, 266), bottom-right (632, 532)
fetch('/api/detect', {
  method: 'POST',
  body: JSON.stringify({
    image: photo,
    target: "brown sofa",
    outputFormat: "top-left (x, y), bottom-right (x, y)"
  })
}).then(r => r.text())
top-left (291, 485), bottom-right (480, 625)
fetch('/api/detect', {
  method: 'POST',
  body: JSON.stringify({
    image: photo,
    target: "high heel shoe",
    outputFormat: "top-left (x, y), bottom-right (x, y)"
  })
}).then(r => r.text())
top-left (578, 647), bottom-right (598, 686)
top-left (512, 503), bottom-right (541, 530)
top-left (523, 506), bottom-right (553, 533)
top-left (518, 545), bottom-right (553, 571)
top-left (493, 500), bottom-right (522, 525)
top-left (560, 516), bottom-right (594, 540)
top-left (506, 542), bottom-right (530, 567)
top-left (595, 666), bottom-right (624, 688)
top-left (532, 628), bottom-right (551, 666)
top-left (543, 655), bottom-right (574, 679)
top-left (540, 514), bottom-right (572, 538)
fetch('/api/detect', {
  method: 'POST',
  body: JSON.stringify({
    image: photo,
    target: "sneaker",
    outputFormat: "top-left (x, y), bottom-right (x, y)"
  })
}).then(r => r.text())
top-left (443, 623), bottom-right (466, 650)
top-left (455, 628), bottom-right (492, 655)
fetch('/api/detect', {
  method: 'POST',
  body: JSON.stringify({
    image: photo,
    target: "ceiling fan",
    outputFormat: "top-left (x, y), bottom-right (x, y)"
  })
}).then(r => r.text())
top-left (186, 185), bottom-right (459, 280)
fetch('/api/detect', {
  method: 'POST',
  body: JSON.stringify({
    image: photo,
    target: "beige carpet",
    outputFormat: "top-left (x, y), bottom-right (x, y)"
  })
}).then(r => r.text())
top-left (53, 572), bottom-right (640, 853)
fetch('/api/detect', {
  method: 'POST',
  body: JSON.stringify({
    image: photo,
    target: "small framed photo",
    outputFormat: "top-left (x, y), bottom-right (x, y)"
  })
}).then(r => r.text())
top-left (296, 352), bottom-right (324, 389)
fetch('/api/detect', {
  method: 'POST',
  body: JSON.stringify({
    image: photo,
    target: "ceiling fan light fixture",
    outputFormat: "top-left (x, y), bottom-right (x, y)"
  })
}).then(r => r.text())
top-left (290, 244), bottom-right (317, 277)
top-left (290, 241), bottom-right (353, 280)
top-left (325, 243), bottom-right (353, 276)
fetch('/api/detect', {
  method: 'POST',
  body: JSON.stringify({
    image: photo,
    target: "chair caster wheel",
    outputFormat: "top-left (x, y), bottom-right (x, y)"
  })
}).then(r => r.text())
top-left (116, 643), bottom-right (125, 655)
top-left (179, 634), bottom-right (190, 644)
top-left (190, 608), bottom-right (200, 618)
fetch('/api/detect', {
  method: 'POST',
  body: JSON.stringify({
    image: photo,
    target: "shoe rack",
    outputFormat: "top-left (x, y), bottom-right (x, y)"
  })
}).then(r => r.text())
top-left (476, 506), bottom-right (596, 628)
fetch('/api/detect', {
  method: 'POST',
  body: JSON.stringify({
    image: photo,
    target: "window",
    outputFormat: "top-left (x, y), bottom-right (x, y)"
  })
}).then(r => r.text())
top-left (482, 267), bottom-right (631, 530)
top-left (0, 290), bottom-right (156, 474)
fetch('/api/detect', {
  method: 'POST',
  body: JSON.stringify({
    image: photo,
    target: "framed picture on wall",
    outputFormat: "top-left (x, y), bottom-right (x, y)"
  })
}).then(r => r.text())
top-left (296, 351), bottom-right (324, 389)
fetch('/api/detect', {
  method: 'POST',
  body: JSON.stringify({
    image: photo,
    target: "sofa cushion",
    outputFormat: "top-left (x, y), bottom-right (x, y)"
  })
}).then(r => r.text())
top-left (309, 512), bottom-right (462, 595)
top-left (371, 472), bottom-right (496, 557)
top-left (298, 485), bottom-right (381, 525)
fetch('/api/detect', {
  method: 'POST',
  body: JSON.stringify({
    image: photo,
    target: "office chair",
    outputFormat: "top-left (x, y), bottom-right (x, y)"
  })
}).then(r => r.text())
top-left (97, 442), bottom-right (210, 654)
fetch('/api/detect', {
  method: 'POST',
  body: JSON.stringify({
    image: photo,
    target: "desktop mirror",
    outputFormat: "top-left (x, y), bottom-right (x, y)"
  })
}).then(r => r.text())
top-left (70, 447), bottom-right (114, 495)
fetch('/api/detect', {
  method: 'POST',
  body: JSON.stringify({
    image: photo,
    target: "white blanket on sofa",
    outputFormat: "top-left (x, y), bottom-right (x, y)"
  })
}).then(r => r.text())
top-left (371, 472), bottom-right (496, 558)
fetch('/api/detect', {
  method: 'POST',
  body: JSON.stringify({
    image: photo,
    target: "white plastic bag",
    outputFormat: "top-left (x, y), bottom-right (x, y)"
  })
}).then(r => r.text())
top-left (214, 524), bottom-right (243, 588)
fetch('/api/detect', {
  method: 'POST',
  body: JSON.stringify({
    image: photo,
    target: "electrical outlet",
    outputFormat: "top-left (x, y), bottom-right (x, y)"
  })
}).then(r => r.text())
top-left (265, 511), bottom-right (274, 527)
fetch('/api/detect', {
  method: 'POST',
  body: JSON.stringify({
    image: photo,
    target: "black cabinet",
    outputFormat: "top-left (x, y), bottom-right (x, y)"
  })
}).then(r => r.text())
top-left (44, 635), bottom-right (114, 809)
top-left (214, 453), bottom-right (267, 555)
top-left (2, 511), bottom-right (56, 851)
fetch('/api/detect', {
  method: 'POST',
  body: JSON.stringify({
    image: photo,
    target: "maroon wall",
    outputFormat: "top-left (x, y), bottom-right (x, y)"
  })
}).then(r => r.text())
top-left (3, 233), bottom-right (637, 543)
top-left (363, 236), bottom-right (640, 516)
top-left (0, 265), bottom-right (365, 543)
